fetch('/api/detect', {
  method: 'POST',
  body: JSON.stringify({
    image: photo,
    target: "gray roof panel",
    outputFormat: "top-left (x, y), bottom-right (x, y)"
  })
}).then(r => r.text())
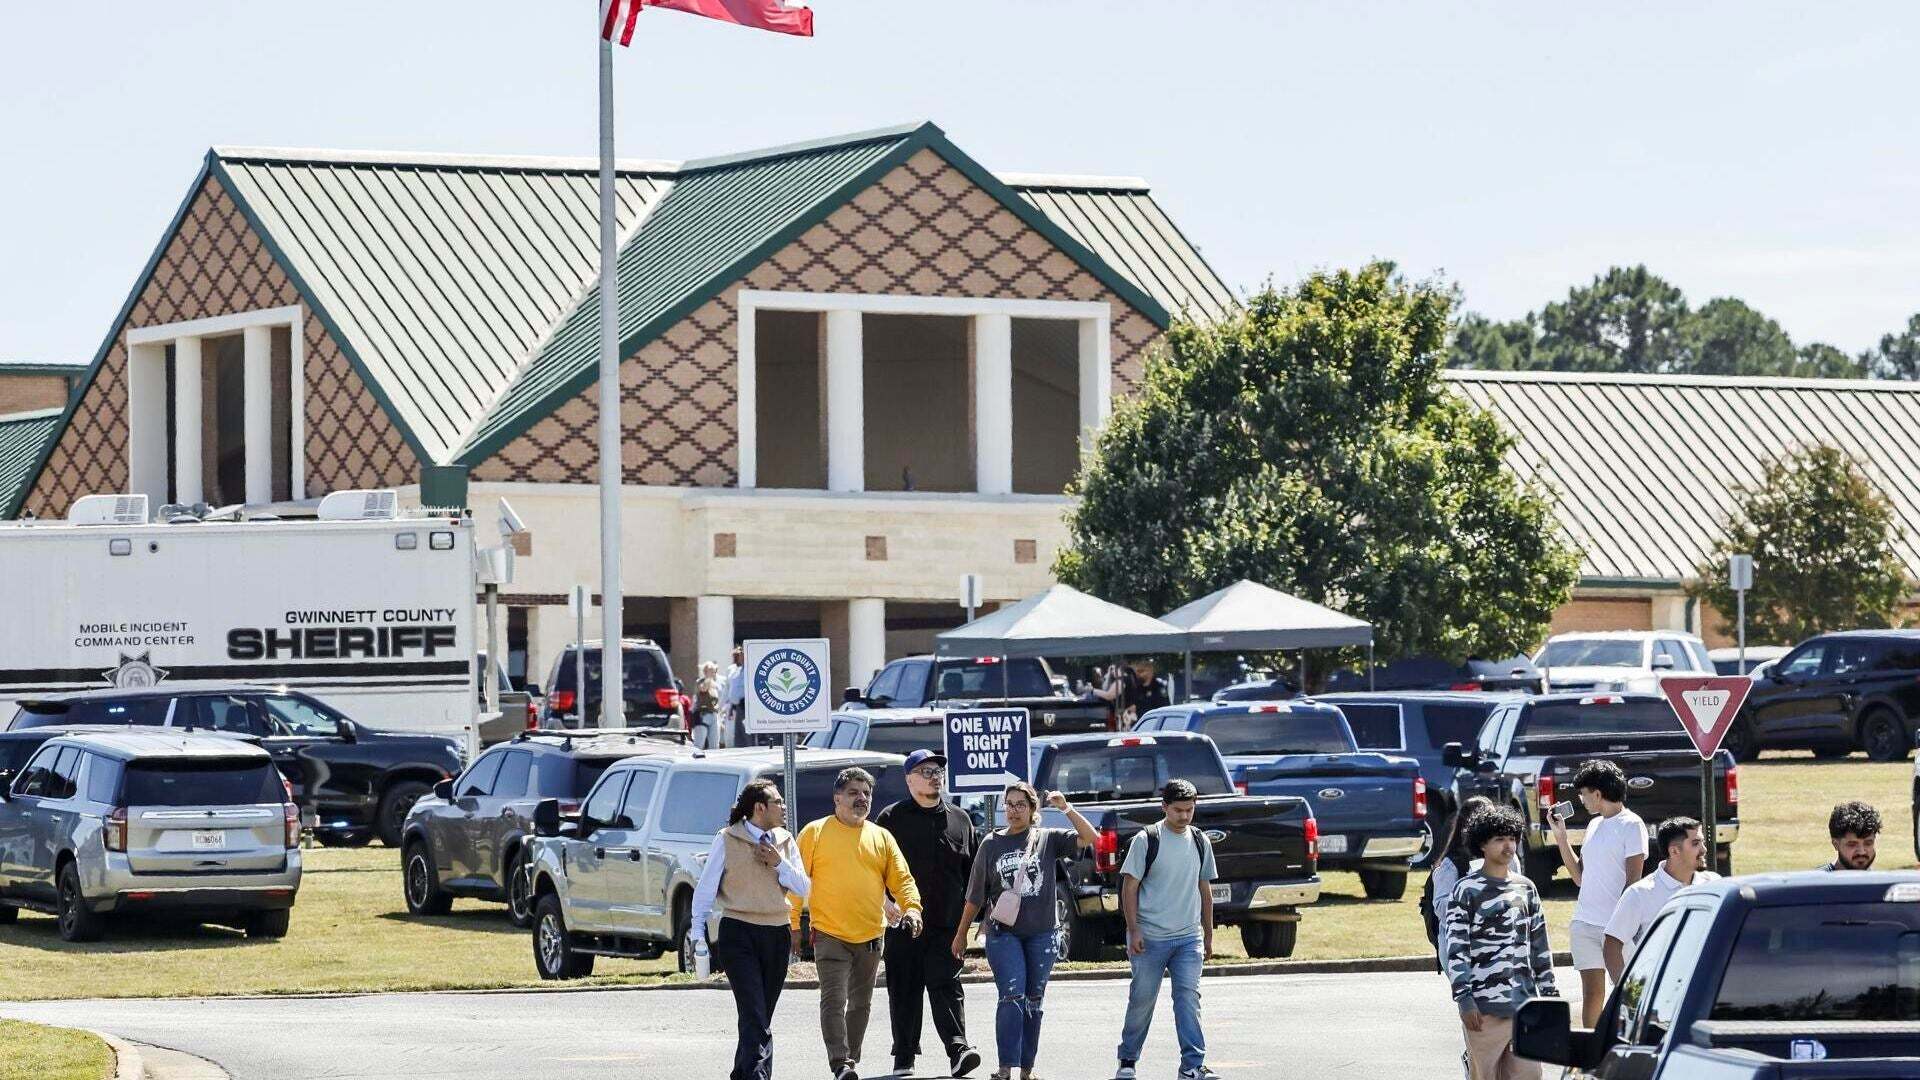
top-left (0, 407), bottom-right (63, 519)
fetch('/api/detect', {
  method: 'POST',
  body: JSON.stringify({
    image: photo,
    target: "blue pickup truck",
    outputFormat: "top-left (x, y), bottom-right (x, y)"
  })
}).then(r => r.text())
top-left (1516, 872), bottom-right (1920, 1077)
top-left (1134, 700), bottom-right (1425, 900)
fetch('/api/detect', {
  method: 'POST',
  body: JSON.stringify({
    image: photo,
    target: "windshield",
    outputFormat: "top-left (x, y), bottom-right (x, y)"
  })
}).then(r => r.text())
top-left (10, 698), bottom-right (172, 729)
top-left (862, 724), bottom-right (944, 756)
top-left (1518, 701), bottom-right (1682, 738)
top-left (1200, 712), bottom-right (1353, 755)
top-left (554, 648), bottom-right (672, 697)
top-left (1713, 903), bottom-right (1920, 1021)
top-left (932, 659), bottom-right (1053, 700)
top-left (1042, 741), bottom-right (1232, 801)
top-left (124, 760), bottom-right (284, 806)
top-left (1537, 639), bottom-right (1643, 668)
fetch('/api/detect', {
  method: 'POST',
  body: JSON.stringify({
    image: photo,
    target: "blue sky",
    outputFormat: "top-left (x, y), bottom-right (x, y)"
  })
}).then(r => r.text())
top-left (4, 1), bottom-right (1915, 362)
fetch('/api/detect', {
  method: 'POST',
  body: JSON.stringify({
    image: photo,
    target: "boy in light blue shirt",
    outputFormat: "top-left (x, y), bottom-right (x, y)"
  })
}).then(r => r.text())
top-left (1114, 779), bottom-right (1220, 1080)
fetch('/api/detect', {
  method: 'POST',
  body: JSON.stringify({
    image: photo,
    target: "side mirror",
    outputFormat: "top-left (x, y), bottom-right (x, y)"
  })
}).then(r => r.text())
top-left (433, 778), bottom-right (455, 801)
top-left (1513, 996), bottom-right (1606, 1069)
top-left (532, 798), bottom-right (561, 838)
top-left (842, 686), bottom-right (864, 706)
top-left (1441, 742), bottom-right (1479, 769)
top-left (1651, 655), bottom-right (1676, 670)
top-left (336, 719), bottom-right (357, 742)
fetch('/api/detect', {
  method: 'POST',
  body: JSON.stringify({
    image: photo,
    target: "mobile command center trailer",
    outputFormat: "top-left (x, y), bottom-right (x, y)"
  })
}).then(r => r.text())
top-left (0, 493), bottom-right (478, 739)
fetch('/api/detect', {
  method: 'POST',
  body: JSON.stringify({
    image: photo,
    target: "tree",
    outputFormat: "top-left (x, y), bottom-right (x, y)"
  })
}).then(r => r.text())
top-left (1868, 313), bottom-right (1920, 380)
top-left (1534, 265), bottom-right (1689, 373)
top-left (1056, 263), bottom-right (1582, 662)
top-left (1794, 342), bottom-right (1869, 379)
top-left (1450, 312), bottom-right (1536, 370)
top-left (1680, 297), bottom-right (1797, 376)
top-left (1691, 445), bottom-right (1908, 644)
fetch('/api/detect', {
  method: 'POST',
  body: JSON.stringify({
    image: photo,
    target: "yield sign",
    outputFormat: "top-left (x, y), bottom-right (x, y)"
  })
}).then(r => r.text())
top-left (1658, 676), bottom-right (1754, 759)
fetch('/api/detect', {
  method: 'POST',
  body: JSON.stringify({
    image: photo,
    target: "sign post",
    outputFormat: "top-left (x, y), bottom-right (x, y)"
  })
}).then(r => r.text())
top-left (958, 573), bottom-right (984, 623)
top-left (1658, 675), bottom-right (1754, 859)
top-left (744, 638), bottom-right (833, 835)
top-left (1729, 554), bottom-right (1753, 676)
top-left (945, 707), bottom-right (1032, 794)
top-left (568, 585), bottom-right (589, 727)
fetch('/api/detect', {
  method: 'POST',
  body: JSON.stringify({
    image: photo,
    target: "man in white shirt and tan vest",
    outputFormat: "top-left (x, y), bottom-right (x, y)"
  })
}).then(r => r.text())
top-left (691, 778), bottom-right (811, 1080)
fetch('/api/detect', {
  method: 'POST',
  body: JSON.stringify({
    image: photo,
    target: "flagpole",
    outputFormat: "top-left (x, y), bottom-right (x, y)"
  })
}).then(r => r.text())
top-left (596, 21), bottom-right (625, 729)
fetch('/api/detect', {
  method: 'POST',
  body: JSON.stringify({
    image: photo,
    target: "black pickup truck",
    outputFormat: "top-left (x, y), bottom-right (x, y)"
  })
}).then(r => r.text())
top-left (846, 655), bottom-right (1112, 735)
top-left (1023, 731), bottom-right (1320, 961)
top-left (1516, 872), bottom-right (1920, 1077)
top-left (1444, 692), bottom-right (1739, 881)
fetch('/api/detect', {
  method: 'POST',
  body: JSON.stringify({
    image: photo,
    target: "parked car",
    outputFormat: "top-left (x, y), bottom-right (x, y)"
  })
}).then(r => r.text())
top-left (529, 639), bottom-right (686, 732)
top-left (1316, 691), bottom-right (1514, 862)
top-left (1707, 645), bottom-right (1790, 677)
top-left (1516, 871), bottom-right (1920, 1076)
top-left (1445, 692), bottom-right (1739, 882)
top-left (1324, 655), bottom-right (1544, 694)
top-left (1018, 731), bottom-right (1321, 960)
top-left (0, 730), bottom-right (301, 941)
top-left (9, 684), bottom-right (465, 847)
top-left (1534, 631), bottom-right (1714, 693)
top-left (526, 745), bottom-right (910, 979)
top-left (1133, 700), bottom-right (1425, 899)
top-left (1728, 630), bottom-right (1920, 763)
top-left (475, 651), bottom-right (533, 747)
top-left (845, 655), bottom-right (1112, 734)
top-left (400, 730), bottom-right (685, 925)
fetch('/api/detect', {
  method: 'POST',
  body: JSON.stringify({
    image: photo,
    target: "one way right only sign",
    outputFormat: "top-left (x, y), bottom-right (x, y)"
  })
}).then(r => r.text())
top-left (1658, 675), bottom-right (1754, 759)
top-left (946, 708), bottom-right (1031, 792)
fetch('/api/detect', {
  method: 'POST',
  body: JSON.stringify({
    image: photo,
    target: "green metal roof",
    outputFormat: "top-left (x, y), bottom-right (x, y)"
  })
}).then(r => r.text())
top-left (0, 408), bottom-right (64, 519)
top-left (215, 150), bottom-right (674, 461)
top-left (1006, 176), bottom-right (1235, 323)
top-left (1448, 369), bottom-right (1920, 582)
top-left (0, 359), bottom-right (86, 376)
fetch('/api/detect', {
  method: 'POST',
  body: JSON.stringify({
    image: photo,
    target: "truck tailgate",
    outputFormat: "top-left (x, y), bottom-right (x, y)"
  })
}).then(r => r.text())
top-left (1108, 795), bottom-right (1312, 880)
top-left (1226, 754), bottom-right (1417, 843)
top-left (1544, 747), bottom-right (1728, 834)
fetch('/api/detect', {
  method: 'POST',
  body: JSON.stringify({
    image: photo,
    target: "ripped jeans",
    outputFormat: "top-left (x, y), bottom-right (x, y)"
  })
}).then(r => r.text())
top-left (982, 924), bottom-right (1058, 1070)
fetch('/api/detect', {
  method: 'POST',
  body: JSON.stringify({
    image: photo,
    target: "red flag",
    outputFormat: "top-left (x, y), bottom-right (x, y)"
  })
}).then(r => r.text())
top-left (601, 0), bottom-right (643, 45)
top-left (644, 0), bottom-right (814, 37)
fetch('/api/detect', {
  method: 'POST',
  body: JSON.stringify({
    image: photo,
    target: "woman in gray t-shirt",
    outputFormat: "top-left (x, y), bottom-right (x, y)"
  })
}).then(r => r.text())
top-left (951, 782), bottom-right (1097, 1080)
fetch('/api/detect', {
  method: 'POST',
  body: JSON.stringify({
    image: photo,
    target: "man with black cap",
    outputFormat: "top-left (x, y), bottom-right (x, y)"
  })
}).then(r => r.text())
top-left (874, 748), bottom-right (982, 1077)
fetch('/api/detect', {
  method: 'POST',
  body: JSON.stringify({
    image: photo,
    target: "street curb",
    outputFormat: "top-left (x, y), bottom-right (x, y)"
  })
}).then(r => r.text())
top-left (92, 1030), bottom-right (145, 1080)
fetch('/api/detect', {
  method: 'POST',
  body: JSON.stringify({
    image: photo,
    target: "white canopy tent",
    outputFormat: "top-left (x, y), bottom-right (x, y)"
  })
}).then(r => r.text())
top-left (935, 584), bottom-right (1187, 659)
top-left (1160, 579), bottom-right (1376, 695)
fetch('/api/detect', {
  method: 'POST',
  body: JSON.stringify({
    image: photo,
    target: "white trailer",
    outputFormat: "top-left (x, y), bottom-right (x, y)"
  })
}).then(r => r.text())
top-left (0, 492), bottom-right (478, 738)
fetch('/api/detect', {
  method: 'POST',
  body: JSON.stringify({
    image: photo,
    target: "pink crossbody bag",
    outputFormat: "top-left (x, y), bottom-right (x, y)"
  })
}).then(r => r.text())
top-left (989, 828), bottom-right (1041, 927)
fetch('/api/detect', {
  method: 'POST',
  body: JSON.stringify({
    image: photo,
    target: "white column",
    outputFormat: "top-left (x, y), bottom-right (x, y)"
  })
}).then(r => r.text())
top-left (973, 313), bottom-right (1013, 495)
top-left (289, 318), bottom-right (306, 500)
top-left (173, 335), bottom-right (204, 505)
top-left (825, 308), bottom-right (864, 492)
top-left (243, 324), bottom-right (273, 505)
top-left (1651, 594), bottom-right (1690, 631)
top-left (848, 598), bottom-right (886, 692)
top-left (126, 342), bottom-right (169, 508)
top-left (695, 595), bottom-right (736, 675)
top-left (736, 303), bottom-right (757, 488)
top-left (1077, 316), bottom-right (1111, 455)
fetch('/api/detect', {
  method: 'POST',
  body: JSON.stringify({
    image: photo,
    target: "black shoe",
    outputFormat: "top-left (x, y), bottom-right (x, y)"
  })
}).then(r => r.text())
top-left (835, 1067), bottom-right (861, 1080)
top-left (893, 1057), bottom-right (915, 1077)
top-left (950, 1047), bottom-right (981, 1077)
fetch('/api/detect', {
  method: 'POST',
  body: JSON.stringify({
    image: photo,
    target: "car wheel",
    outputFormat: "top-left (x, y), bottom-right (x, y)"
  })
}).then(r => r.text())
top-left (377, 782), bottom-right (433, 848)
top-left (1242, 920), bottom-right (1296, 958)
top-left (1523, 844), bottom-right (1561, 889)
top-left (56, 862), bottom-right (103, 943)
top-left (1410, 817), bottom-right (1440, 870)
top-left (1055, 887), bottom-right (1104, 962)
top-left (1714, 845), bottom-right (1733, 877)
top-left (1358, 868), bottom-right (1409, 901)
top-left (505, 850), bottom-right (535, 929)
top-left (316, 830), bottom-right (373, 848)
top-left (1860, 710), bottom-right (1907, 763)
top-left (403, 842), bottom-right (453, 916)
top-left (673, 891), bottom-right (697, 974)
top-left (243, 909), bottom-right (291, 939)
top-left (534, 893), bottom-right (593, 980)
top-left (0, 903), bottom-right (16, 924)
top-left (1722, 715), bottom-right (1759, 763)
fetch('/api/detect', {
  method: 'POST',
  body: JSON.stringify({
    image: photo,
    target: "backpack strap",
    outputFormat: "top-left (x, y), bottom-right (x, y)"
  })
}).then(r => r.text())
top-left (1139, 822), bottom-right (1211, 885)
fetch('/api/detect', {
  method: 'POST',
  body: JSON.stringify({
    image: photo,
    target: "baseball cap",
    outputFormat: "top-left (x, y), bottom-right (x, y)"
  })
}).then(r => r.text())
top-left (903, 749), bottom-right (947, 771)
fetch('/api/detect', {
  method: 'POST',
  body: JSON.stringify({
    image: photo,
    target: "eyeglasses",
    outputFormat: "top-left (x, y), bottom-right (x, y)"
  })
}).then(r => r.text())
top-left (912, 766), bottom-right (945, 779)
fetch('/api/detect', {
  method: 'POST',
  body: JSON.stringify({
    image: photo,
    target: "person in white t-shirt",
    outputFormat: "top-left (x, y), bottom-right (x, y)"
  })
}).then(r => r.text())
top-left (1550, 759), bottom-right (1645, 1028)
top-left (1602, 816), bottom-right (1718, 981)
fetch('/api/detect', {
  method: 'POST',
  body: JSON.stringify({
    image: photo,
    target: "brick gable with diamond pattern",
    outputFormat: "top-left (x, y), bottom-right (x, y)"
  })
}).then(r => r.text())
top-left (472, 149), bottom-right (1161, 486)
top-left (21, 178), bottom-right (416, 519)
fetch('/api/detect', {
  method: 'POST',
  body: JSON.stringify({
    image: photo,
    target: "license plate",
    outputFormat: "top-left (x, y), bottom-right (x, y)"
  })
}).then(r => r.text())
top-left (1210, 884), bottom-right (1231, 903)
top-left (191, 830), bottom-right (225, 850)
top-left (1319, 835), bottom-right (1348, 855)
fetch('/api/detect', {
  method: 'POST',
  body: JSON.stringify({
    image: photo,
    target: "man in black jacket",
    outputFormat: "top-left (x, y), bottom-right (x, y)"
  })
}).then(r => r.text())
top-left (874, 749), bottom-right (982, 1077)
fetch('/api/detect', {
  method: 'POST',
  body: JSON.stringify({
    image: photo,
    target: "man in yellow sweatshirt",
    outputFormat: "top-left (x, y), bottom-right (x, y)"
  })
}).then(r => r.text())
top-left (792, 766), bottom-right (923, 1080)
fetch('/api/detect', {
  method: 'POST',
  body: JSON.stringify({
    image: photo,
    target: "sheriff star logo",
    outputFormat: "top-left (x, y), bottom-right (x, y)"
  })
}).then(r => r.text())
top-left (102, 651), bottom-right (169, 688)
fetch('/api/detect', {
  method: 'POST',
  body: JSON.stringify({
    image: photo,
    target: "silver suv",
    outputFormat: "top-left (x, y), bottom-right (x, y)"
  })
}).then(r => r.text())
top-left (526, 745), bottom-right (909, 979)
top-left (0, 730), bottom-right (301, 941)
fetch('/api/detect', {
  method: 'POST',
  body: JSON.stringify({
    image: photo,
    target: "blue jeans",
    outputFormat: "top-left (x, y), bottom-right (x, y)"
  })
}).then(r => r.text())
top-left (1118, 934), bottom-right (1206, 1071)
top-left (983, 925), bottom-right (1057, 1069)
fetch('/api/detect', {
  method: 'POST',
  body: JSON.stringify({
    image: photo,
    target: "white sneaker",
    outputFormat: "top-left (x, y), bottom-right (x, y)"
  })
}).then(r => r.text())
top-left (1178, 1068), bottom-right (1222, 1080)
top-left (1114, 1065), bottom-right (1137, 1080)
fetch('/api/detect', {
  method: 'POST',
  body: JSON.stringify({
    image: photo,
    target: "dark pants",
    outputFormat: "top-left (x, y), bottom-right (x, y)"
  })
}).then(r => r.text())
top-left (715, 917), bottom-right (789, 1080)
top-left (886, 922), bottom-right (968, 1062)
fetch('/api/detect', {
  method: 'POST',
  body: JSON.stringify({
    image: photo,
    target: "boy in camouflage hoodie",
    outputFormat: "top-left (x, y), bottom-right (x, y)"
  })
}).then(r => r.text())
top-left (1443, 806), bottom-right (1557, 1080)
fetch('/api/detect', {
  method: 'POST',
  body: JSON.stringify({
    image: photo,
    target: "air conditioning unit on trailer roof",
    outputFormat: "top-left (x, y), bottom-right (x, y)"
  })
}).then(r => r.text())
top-left (316, 489), bottom-right (399, 521)
top-left (67, 494), bottom-right (149, 526)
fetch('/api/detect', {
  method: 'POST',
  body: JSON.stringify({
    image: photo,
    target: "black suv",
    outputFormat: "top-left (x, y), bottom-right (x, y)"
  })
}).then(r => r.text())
top-left (531, 639), bottom-right (685, 731)
top-left (399, 730), bottom-right (685, 925)
top-left (7, 685), bottom-right (465, 846)
top-left (1730, 630), bottom-right (1920, 762)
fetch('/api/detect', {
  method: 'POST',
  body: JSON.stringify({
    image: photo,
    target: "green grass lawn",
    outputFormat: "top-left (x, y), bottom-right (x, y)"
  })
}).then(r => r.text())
top-left (0, 1020), bottom-right (113, 1080)
top-left (0, 753), bottom-right (1910, 999)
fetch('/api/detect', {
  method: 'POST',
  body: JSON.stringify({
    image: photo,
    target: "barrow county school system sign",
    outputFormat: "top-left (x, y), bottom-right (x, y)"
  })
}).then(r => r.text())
top-left (945, 708), bottom-right (1031, 792)
top-left (744, 638), bottom-right (833, 735)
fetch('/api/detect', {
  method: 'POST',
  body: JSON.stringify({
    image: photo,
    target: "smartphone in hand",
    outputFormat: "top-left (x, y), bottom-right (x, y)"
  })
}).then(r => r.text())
top-left (1550, 800), bottom-right (1575, 823)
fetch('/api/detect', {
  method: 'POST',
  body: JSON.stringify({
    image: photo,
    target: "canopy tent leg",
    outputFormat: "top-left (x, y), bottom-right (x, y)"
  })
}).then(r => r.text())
top-left (1367, 640), bottom-right (1375, 691)
top-left (1184, 649), bottom-right (1194, 702)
